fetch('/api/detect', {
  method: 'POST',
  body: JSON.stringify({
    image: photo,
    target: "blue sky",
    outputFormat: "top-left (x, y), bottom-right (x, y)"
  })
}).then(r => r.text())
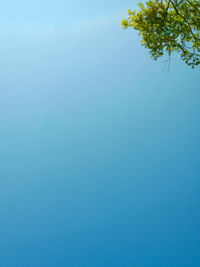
top-left (0, 1), bottom-right (200, 266)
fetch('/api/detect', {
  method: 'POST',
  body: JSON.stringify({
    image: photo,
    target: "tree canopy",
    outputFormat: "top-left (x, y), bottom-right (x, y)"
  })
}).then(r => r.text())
top-left (122, 0), bottom-right (200, 68)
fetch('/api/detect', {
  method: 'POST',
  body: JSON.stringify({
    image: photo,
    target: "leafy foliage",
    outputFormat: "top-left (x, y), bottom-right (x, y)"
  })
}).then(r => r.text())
top-left (122, 0), bottom-right (200, 68)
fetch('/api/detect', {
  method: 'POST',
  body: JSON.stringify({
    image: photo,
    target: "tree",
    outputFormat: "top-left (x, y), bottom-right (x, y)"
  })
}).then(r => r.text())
top-left (122, 0), bottom-right (200, 68)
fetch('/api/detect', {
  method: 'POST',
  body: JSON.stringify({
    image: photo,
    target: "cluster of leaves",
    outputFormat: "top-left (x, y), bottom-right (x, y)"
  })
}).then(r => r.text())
top-left (122, 0), bottom-right (200, 68)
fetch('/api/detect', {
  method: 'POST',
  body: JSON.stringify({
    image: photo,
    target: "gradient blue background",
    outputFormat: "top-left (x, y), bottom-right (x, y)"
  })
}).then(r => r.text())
top-left (0, 0), bottom-right (199, 266)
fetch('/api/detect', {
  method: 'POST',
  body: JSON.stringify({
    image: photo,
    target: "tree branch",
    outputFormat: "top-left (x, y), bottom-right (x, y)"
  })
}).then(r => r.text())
top-left (185, 0), bottom-right (200, 14)
top-left (169, 0), bottom-right (198, 42)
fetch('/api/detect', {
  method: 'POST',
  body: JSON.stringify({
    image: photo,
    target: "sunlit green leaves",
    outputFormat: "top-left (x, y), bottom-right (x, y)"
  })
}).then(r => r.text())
top-left (122, 0), bottom-right (200, 68)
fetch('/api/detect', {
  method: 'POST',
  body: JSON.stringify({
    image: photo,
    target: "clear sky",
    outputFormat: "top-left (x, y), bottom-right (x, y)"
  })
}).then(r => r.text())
top-left (0, 1), bottom-right (199, 266)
